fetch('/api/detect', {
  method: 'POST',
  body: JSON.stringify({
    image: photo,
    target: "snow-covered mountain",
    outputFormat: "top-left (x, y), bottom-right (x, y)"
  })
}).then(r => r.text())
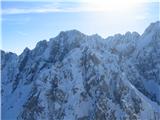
top-left (1, 21), bottom-right (160, 120)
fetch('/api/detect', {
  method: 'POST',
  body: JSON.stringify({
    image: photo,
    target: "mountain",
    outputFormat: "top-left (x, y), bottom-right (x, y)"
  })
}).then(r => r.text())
top-left (1, 21), bottom-right (160, 120)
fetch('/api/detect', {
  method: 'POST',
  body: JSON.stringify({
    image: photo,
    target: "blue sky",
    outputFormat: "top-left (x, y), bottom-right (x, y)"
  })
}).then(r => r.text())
top-left (1, 0), bottom-right (160, 54)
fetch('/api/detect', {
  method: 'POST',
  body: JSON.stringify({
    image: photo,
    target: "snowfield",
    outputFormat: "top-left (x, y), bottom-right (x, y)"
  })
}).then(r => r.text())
top-left (1, 21), bottom-right (160, 120)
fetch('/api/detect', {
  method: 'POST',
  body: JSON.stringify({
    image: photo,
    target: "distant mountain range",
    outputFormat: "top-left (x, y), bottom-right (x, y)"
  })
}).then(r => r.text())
top-left (1, 21), bottom-right (160, 120)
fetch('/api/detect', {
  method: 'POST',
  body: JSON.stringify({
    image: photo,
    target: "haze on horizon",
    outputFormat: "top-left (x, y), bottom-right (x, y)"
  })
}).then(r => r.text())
top-left (1, 0), bottom-right (159, 54)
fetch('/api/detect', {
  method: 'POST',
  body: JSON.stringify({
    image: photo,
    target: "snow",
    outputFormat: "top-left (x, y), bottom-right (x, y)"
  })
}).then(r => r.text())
top-left (1, 21), bottom-right (160, 120)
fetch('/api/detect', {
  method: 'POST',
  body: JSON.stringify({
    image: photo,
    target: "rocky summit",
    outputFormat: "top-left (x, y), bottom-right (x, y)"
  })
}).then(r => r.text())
top-left (1, 21), bottom-right (160, 120)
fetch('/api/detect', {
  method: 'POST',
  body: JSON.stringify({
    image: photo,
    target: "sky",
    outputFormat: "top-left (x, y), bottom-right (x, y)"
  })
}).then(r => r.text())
top-left (1, 0), bottom-right (160, 55)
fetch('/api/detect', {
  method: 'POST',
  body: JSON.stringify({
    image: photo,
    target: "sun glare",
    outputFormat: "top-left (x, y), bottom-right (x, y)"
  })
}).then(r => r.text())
top-left (85, 0), bottom-right (139, 12)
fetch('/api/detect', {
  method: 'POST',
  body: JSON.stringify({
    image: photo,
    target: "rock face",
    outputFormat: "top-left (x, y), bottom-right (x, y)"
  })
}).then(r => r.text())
top-left (1, 22), bottom-right (160, 120)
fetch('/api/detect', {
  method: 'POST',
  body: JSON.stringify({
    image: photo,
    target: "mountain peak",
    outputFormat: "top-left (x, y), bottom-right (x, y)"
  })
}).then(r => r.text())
top-left (58, 29), bottom-right (83, 37)
top-left (2, 22), bottom-right (160, 120)
top-left (137, 21), bottom-right (160, 49)
top-left (125, 31), bottom-right (140, 38)
top-left (143, 21), bottom-right (160, 35)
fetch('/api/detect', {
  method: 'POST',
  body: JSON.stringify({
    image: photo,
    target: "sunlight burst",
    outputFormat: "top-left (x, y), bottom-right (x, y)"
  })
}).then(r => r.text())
top-left (84, 0), bottom-right (140, 12)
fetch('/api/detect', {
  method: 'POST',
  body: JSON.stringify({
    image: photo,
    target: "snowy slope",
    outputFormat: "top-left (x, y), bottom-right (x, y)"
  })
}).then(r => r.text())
top-left (1, 22), bottom-right (160, 120)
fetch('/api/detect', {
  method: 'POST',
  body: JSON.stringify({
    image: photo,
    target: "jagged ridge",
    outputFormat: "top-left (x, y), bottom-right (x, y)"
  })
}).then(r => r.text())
top-left (1, 21), bottom-right (160, 120)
